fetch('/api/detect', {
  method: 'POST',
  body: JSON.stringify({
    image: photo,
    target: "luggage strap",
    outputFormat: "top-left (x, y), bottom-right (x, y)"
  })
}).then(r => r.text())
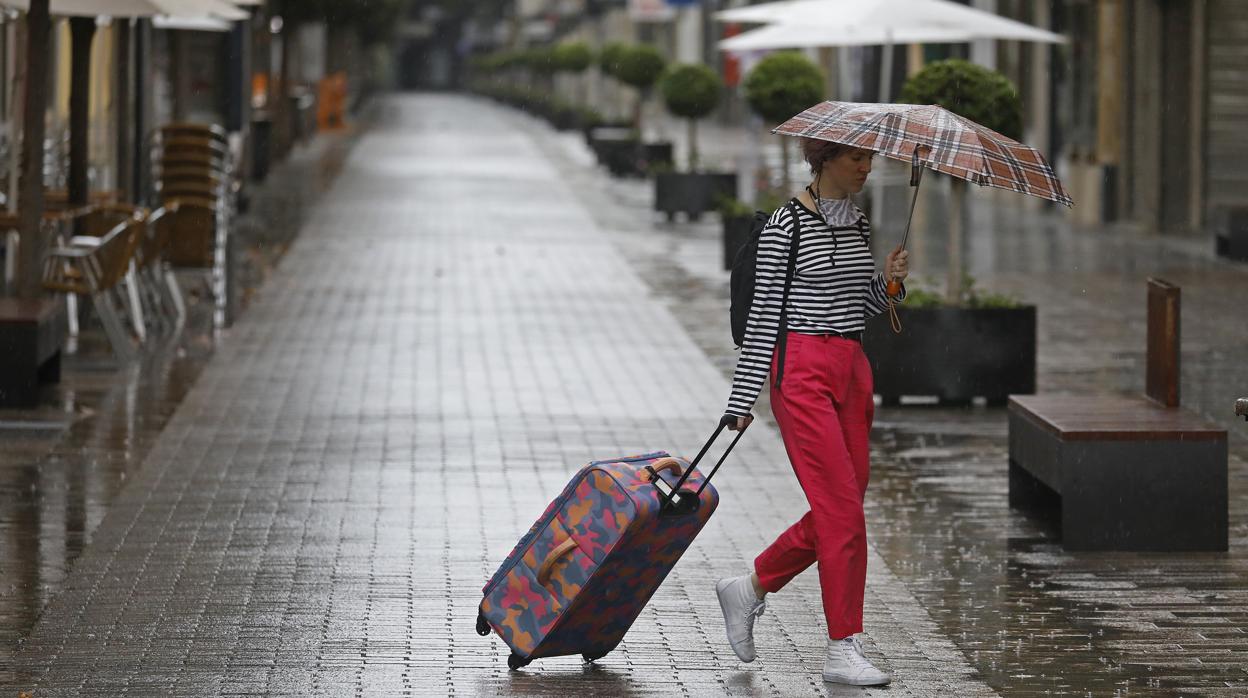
top-left (659, 416), bottom-right (747, 511)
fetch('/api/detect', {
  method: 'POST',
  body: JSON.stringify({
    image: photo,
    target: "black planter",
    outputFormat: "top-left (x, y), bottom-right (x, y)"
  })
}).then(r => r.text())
top-left (589, 133), bottom-right (673, 178)
top-left (638, 142), bottom-right (673, 175)
top-left (654, 172), bottom-right (736, 222)
top-left (593, 135), bottom-right (642, 176)
top-left (864, 305), bottom-right (1036, 405)
top-left (584, 120), bottom-right (632, 147)
top-left (722, 214), bottom-right (754, 269)
top-left (1215, 207), bottom-right (1248, 262)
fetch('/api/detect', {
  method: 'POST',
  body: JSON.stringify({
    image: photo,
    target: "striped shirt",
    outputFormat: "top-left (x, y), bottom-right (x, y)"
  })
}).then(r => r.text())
top-left (725, 197), bottom-right (904, 418)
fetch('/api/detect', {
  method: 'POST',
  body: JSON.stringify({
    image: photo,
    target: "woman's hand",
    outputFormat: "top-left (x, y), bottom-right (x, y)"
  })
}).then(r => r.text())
top-left (885, 246), bottom-right (910, 283)
top-left (725, 414), bottom-right (754, 431)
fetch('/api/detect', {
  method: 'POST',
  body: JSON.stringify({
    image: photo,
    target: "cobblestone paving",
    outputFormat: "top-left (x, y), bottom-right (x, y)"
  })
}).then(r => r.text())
top-left (532, 107), bottom-right (1248, 695)
top-left (10, 95), bottom-right (992, 696)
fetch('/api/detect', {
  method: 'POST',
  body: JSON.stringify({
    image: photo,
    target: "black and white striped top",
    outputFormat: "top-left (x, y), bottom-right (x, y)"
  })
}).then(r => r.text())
top-left (725, 198), bottom-right (904, 418)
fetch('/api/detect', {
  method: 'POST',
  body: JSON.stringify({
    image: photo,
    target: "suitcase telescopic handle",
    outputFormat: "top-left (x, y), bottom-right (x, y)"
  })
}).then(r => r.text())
top-left (660, 418), bottom-right (748, 510)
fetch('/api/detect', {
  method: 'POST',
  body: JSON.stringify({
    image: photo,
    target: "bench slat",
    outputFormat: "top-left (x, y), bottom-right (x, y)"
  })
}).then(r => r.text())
top-left (1009, 394), bottom-right (1226, 441)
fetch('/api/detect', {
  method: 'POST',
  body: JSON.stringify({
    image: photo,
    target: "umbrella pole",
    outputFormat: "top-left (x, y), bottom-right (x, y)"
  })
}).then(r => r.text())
top-left (887, 147), bottom-right (926, 296)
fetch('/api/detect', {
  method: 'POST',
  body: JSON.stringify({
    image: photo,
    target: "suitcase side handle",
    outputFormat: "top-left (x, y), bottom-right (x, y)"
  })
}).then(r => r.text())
top-left (536, 537), bottom-right (578, 586)
top-left (644, 458), bottom-right (684, 481)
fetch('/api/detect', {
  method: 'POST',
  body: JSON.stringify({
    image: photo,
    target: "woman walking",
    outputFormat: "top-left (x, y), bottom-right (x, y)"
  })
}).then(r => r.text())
top-left (716, 137), bottom-right (909, 686)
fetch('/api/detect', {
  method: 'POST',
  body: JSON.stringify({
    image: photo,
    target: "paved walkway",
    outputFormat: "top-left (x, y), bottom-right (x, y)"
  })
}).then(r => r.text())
top-left (10, 95), bottom-right (991, 696)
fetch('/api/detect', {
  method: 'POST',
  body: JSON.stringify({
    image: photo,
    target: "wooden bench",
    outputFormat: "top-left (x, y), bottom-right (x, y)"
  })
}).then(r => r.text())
top-left (0, 297), bottom-right (68, 407)
top-left (1008, 279), bottom-right (1228, 551)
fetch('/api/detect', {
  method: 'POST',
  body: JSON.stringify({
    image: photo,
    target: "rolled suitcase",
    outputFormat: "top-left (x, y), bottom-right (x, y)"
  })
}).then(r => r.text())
top-left (476, 419), bottom-right (744, 669)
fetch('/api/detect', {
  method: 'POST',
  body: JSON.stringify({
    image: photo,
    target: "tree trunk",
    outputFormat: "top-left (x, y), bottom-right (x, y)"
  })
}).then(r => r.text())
top-left (687, 118), bottom-right (698, 172)
top-left (16, 0), bottom-right (50, 299)
top-left (274, 12), bottom-right (294, 155)
top-left (779, 134), bottom-right (791, 193)
top-left (947, 178), bottom-right (966, 304)
top-left (68, 16), bottom-right (97, 209)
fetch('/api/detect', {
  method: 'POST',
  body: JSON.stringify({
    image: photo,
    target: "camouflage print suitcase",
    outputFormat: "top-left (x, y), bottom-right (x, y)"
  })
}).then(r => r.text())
top-left (476, 421), bottom-right (744, 670)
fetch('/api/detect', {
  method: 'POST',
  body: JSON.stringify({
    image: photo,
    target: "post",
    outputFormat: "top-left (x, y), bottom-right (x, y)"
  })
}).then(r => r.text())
top-left (68, 16), bottom-right (96, 209)
top-left (16, 0), bottom-right (51, 299)
top-left (1145, 278), bottom-right (1180, 407)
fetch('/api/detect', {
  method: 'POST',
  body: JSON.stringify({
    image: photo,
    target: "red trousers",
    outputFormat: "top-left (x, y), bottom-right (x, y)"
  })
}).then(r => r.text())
top-left (754, 333), bottom-right (873, 639)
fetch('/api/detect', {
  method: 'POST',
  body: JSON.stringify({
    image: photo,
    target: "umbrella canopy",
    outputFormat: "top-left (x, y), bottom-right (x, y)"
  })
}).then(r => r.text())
top-left (716, 0), bottom-right (1064, 44)
top-left (775, 101), bottom-right (1073, 206)
top-left (1, 0), bottom-right (248, 19)
top-left (720, 21), bottom-right (978, 52)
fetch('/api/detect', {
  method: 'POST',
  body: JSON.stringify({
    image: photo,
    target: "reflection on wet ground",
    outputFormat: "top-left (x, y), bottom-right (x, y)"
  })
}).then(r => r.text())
top-left (870, 410), bottom-right (1247, 694)
top-left (0, 328), bottom-right (215, 686)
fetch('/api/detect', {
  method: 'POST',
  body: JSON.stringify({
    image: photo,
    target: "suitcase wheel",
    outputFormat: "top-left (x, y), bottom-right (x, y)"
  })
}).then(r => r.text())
top-left (475, 612), bottom-right (491, 637)
top-left (582, 652), bottom-right (607, 663)
top-left (507, 653), bottom-right (530, 671)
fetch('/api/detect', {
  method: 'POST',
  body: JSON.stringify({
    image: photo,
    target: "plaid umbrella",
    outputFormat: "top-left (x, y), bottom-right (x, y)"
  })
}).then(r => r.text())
top-left (774, 100), bottom-right (1074, 207)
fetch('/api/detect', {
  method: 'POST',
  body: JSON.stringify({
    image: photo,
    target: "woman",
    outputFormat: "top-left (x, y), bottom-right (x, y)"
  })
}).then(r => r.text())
top-left (716, 137), bottom-right (909, 686)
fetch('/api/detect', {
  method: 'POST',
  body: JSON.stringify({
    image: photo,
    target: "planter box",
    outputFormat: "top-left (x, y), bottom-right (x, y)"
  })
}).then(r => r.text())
top-left (589, 133), bottom-right (673, 178)
top-left (638, 142), bottom-right (673, 175)
top-left (1215, 207), bottom-right (1248, 262)
top-left (864, 305), bottom-right (1036, 405)
top-left (655, 172), bottom-right (736, 222)
top-left (722, 214), bottom-right (754, 270)
top-left (584, 121), bottom-right (633, 147)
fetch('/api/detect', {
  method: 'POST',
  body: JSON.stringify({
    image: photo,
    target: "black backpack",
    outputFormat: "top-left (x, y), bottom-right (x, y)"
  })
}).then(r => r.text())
top-left (729, 201), bottom-right (802, 389)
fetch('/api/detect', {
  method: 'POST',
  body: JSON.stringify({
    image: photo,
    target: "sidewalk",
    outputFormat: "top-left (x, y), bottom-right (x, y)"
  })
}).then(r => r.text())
top-left (7, 92), bottom-right (1247, 696)
top-left (9, 94), bottom-right (989, 696)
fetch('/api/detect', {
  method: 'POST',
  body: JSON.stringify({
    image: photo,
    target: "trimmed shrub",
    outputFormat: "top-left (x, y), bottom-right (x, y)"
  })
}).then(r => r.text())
top-left (659, 63), bottom-right (722, 170)
top-left (614, 45), bottom-right (667, 91)
top-left (743, 51), bottom-right (823, 189)
top-left (899, 59), bottom-right (1022, 140)
top-left (553, 42), bottom-right (594, 74)
top-left (659, 63), bottom-right (721, 120)
top-left (599, 42), bottom-right (627, 79)
top-left (742, 51), bottom-right (823, 125)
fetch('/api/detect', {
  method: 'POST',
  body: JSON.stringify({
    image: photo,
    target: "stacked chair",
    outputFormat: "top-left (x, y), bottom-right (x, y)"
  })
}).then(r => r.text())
top-left (148, 122), bottom-right (238, 330)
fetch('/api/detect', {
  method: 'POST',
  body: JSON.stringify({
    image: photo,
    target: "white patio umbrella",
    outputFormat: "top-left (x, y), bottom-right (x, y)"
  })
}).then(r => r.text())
top-left (720, 22), bottom-right (978, 52)
top-left (716, 0), bottom-right (1063, 44)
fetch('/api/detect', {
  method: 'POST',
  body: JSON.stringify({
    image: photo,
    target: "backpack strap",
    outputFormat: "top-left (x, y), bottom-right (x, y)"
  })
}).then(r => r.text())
top-left (772, 200), bottom-right (803, 391)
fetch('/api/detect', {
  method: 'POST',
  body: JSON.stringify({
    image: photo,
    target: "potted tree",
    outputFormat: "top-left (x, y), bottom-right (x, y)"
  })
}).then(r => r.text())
top-left (594, 44), bottom-right (673, 177)
top-left (742, 52), bottom-right (824, 192)
top-left (865, 59), bottom-right (1035, 405)
top-left (552, 42), bottom-right (594, 129)
top-left (654, 63), bottom-right (734, 221)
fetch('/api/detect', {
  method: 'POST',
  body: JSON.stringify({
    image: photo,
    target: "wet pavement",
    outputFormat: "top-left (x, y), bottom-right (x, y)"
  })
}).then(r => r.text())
top-left (2, 92), bottom-right (1247, 695)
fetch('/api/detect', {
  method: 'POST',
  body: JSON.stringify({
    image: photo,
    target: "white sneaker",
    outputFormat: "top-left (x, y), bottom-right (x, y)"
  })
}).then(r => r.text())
top-left (715, 574), bottom-right (766, 662)
top-left (822, 636), bottom-right (890, 686)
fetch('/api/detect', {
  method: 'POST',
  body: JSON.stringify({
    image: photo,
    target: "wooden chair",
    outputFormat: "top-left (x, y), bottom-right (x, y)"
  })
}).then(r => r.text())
top-left (42, 212), bottom-right (146, 360)
top-left (1008, 278), bottom-right (1228, 551)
